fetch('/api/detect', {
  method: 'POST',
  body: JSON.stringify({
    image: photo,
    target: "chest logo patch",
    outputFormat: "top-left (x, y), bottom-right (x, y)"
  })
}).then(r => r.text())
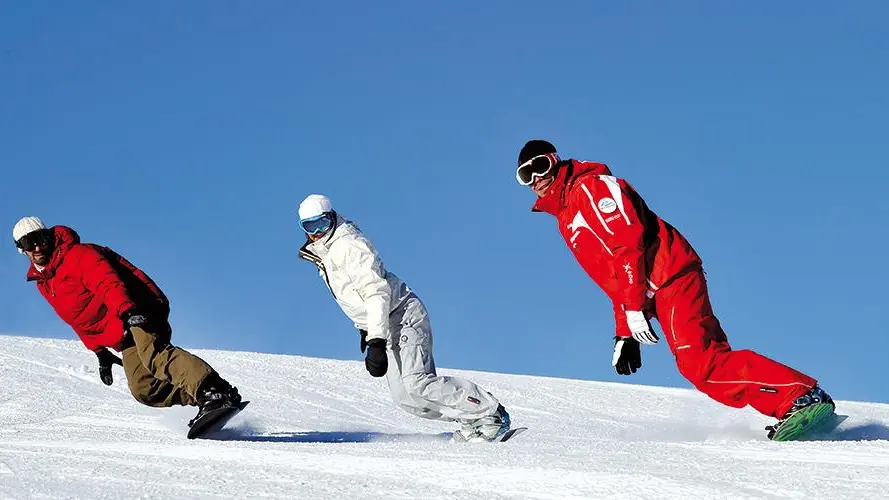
top-left (598, 197), bottom-right (617, 214)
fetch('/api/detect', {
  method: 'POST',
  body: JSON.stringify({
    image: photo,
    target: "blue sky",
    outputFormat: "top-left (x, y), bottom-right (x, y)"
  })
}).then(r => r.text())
top-left (2, 2), bottom-right (887, 404)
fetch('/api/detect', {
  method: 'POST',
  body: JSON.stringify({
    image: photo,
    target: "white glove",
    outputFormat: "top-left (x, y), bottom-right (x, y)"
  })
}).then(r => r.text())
top-left (625, 310), bottom-right (659, 345)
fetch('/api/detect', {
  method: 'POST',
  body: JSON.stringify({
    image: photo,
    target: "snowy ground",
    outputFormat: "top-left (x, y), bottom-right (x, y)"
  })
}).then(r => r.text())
top-left (0, 335), bottom-right (887, 499)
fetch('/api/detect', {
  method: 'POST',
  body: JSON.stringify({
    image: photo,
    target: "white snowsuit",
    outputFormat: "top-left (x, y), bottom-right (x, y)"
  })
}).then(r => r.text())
top-left (299, 216), bottom-right (500, 422)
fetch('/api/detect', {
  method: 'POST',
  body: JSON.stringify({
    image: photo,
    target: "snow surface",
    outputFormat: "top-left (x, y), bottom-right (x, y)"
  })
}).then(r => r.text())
top-left (0, 335), bottom-right (887, 500)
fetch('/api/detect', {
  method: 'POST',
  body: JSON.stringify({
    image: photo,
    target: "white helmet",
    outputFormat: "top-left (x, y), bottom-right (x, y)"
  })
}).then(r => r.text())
top-left (298, 194), bottom-right (334, 221)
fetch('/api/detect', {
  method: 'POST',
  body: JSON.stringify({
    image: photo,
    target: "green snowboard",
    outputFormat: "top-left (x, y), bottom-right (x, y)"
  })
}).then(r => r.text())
top-left (768, 402), bottom-right (842, 442)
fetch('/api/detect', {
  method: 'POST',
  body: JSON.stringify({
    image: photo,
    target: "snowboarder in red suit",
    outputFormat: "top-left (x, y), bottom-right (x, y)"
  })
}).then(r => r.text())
top-left (515, 139), bottom-right (833, 436)
top-left (12, 216), bottom-right (241, 429)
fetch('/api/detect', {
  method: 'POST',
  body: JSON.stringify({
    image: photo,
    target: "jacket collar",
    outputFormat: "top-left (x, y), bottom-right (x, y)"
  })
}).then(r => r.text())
top-left (531, 159), bottom-right (613, 216)
top-left (299, 214), bottom-right (352, 262)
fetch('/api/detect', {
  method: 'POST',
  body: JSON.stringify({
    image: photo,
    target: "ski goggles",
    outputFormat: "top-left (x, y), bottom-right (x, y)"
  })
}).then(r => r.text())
top-left (516, 153), bottom-right (560, 186)
top-left (299, 213), bottom-right (333, 235)
top-left (15, 229), bottom-right (53, 252)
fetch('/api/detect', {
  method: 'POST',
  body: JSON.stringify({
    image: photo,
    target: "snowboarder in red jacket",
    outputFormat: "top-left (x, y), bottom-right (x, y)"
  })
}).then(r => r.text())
top-left (515, 140), bottom-right (833, 438)
top-left (13, 217), bottom-right (240, 428)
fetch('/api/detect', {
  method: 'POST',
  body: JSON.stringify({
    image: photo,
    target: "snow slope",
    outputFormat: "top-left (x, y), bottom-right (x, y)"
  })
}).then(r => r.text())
top-left (0, 335), bottom-right (887, 500)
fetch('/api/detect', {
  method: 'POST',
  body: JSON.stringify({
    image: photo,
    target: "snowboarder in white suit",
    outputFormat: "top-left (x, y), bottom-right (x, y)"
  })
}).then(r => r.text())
top-left (297, 194), bottom-right (510, 442)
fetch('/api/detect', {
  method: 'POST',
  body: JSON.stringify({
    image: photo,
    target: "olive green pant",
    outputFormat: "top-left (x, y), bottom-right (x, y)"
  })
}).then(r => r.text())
top-left (121, 324), bottom-right (213, 407)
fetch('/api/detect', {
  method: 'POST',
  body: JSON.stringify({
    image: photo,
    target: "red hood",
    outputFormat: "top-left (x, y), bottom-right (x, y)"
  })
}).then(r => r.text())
top-left (531, 160), bottom-right (613, 216)
top-left (26, 226), bottom-right (80, 281)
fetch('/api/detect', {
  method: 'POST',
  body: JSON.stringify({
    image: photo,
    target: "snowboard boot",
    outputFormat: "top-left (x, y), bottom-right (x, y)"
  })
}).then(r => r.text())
top-left (452, 404), bottom-right (511, 442)
top-left (188, 372), bottom-right (242, 428)
top-left (765, 385), bottom-right (834, 439)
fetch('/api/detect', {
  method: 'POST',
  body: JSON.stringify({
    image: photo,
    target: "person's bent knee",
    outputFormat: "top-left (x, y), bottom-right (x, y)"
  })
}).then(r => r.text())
top-left (675, 347), bottom-right (720, 386)
top-left (128, 386), bottom-right (162, 407)
top-left (401, 373), bottom-right (432, 398)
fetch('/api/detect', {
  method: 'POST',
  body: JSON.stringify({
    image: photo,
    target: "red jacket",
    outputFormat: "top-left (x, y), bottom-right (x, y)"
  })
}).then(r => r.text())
top-left (26, 226), bottom-right (168, 352)
top-left (533, 160), bottom-right (702, 337)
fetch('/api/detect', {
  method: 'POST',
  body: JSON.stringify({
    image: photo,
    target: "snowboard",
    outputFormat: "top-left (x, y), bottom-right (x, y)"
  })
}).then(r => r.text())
top-left (187, 400), bottom-right (250, 440)
top-left (450, 426), bottom-right (529, 443)
top-left (497, 426), bottom-right (528, 443)
top-left (767, 403), bottom-right (844, 442)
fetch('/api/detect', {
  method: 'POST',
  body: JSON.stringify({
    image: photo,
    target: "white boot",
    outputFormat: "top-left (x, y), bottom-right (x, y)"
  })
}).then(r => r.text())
top-left (451, 404), bottom-right (510, 442)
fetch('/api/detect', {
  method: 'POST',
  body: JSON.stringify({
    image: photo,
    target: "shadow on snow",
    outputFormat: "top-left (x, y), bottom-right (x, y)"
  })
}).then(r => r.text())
top-left (821, 422), bottom-right (889, 442)
top-left (206, 428), bottom-right (454, 443)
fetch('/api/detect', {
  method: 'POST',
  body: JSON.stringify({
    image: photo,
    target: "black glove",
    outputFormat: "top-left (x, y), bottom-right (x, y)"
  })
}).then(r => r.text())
top-left (612, 336), bottom-right (642, 376)
top-left (364, 338), bottom-right (388, 377)
top-left (120, 308), bottom-right (149, 332)
top-left (358, 329), bottom-right (368, 353)
top-left (96, 348), bottom-right (123, 386)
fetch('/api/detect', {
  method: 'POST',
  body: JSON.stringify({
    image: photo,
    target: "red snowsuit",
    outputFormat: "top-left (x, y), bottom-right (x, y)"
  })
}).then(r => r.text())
top-left (533, 160), bottom-right (815, 418)
top-left (26, 226), bottom-right (168, 352)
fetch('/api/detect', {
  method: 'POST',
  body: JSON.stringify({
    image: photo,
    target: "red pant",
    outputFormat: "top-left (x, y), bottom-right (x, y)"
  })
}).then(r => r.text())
top-left (654, 271), bottom-right (815, 418)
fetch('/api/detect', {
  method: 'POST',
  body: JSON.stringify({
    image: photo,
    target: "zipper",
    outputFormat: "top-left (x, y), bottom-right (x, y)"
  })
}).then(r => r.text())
top-left (299, 246), bottom-right (337, 300)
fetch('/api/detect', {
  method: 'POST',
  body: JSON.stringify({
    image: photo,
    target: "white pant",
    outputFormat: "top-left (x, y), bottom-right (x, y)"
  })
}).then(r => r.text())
top-left (385, 295), bottom-right (500, 422)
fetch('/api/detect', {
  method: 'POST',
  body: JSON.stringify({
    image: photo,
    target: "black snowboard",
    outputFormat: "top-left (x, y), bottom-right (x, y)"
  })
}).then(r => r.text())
top-left (497, 427), bottom-right (528, 442)
top-left (187, 400), bottom-right (250, 440)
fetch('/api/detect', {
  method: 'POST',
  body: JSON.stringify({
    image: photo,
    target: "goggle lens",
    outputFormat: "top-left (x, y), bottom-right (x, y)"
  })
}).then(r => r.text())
top-left (16, 229), bottom-right (53, 252)
top-left (300, 214), bottom-right (333, 235)
top-left (516, 153), bottom-right (559, 185)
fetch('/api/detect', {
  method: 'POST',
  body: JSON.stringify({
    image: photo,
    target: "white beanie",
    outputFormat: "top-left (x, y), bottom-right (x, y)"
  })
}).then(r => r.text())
top-left (298, 194), bottom-right (334, 221)
top-left (13, 216), bottom-right (46, 243)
